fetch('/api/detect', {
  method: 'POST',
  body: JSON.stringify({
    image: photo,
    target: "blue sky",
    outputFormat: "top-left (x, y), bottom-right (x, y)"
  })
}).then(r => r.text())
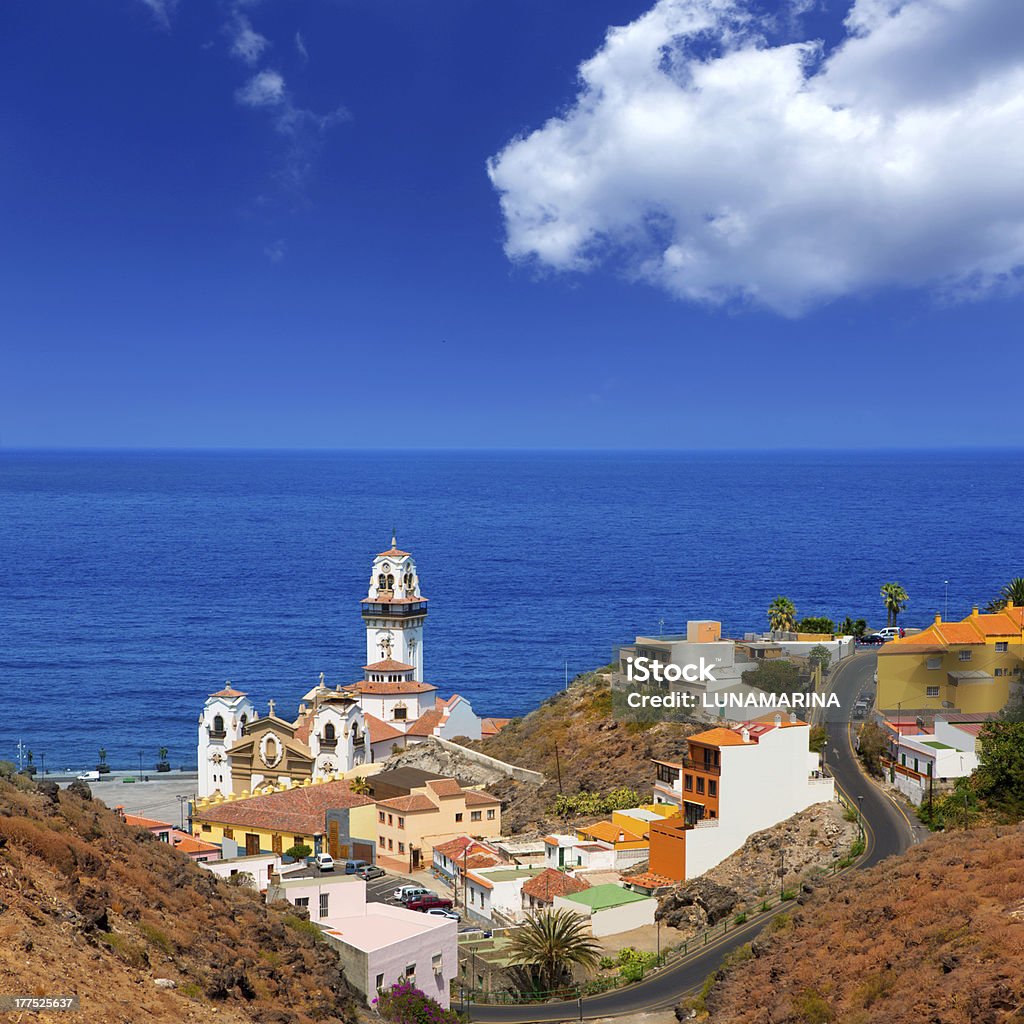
top-left (2, 0), bottom-right (1022, 449)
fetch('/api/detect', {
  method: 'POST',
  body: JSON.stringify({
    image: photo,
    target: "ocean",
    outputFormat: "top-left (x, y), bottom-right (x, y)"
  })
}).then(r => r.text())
top-left (1, 449), bottom-right (1021, 771)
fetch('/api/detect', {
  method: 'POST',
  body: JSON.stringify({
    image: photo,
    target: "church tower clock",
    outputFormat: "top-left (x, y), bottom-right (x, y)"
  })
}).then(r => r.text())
top-left (361, 531), bottom-right (428, 680)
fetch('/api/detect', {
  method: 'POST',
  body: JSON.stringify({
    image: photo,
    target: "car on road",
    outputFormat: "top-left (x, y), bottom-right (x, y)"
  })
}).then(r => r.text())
top-left (859, 634), bottom-right (886, 645)
top-left (426, 907), bottom-right (460, 921)
top-left (76, 770), bottom-right (100, 782)
top-left (406, 895), bottom-right (453, 913)
top-left (394, 885), bottom-right (431, 903)
top-left (356, 864), bottom-right (385, 880)
top-left (874, 627), bottom-right (903, 640)
top-left (314, 853), bottom-right (335, 872)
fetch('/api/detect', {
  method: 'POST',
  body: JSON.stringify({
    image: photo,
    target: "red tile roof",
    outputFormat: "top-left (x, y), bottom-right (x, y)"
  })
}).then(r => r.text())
top-left (464, 790), bottom-right (501, 806)
top-left (377, 794), bottom-right (436, 813)
top-left (433, 836), bottom-right (486, 860)
top-left (425, 778), bottom-right (463, 797)
top-left (364, 658), bottom-right (416, 672)
top-left (351, 680), bottom-right (437, 695)
top-left (481, 718), bottom-right (511, 737)
top-left (194, 780), bottom-right (373, 835)
top-left (377, 546), bottom-right (411, 558)
top-left (407, 709), bottom-right (443, 736)
top-left (522, 868), bottom-right (590, 902)
top-left (464, 853), bottom-right (503, 870)
top-left (123, 813), bottom-right (173, 831)
top-left (209, 685), bottom-right (247, 699)
top-left (171, 830), bottom-right (220, 855)
top-left (364, 713), bottom-right (405, 744)
top-left (622, 871), bottom-right (676, 890)
top-left (689, 727), bottom-right (752, 747)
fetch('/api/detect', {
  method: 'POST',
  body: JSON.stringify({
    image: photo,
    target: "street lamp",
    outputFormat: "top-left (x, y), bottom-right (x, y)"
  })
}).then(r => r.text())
top-left (176, 795), bottom-right (189, 831)
top-left (137, 751), bottom-right (144, 777)
top-left (944, 580), bottom-right (949, 621)
top-left (39, 752), bottom-right (46, 779)
top-left (857, 795), bottom-right (865, 840)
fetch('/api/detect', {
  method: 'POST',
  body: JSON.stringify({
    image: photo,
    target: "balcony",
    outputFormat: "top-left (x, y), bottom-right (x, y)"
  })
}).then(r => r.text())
top-left (361, 602), bottom-right (428, 619)
top-left (318, 736), bottom-right (337, 749)
top-left (208, 729), bottom-right (226, 739)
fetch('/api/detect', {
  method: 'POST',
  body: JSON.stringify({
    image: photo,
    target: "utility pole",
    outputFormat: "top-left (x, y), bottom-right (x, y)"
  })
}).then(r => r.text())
top-left (858, 795), bottom-right (865, 841)
top-left (554, 744), bottom-right (563, 794)
top-left (779, 846), bottom-right (785, 901)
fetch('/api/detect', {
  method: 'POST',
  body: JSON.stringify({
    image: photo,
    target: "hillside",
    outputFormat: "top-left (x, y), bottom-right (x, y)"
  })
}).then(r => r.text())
top-left (694, 823), bottom-right (1024, 1024)
top-left (0, 772), bottom-right (364, 1024)
top-left (465, 669), bottom-right (703, 832)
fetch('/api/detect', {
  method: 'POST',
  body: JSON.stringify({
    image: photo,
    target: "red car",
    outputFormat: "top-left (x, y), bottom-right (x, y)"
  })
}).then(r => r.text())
top-left (406, 895), bottom-right (454, 913)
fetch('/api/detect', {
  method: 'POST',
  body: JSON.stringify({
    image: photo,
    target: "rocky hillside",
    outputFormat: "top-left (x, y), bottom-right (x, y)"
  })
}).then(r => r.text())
top-left (0, 772), bottom-right (364, 1024)
top-left (466, 669), bottom-right (704, 833)
top-left (694, 823), bottom-right (1024, 1024)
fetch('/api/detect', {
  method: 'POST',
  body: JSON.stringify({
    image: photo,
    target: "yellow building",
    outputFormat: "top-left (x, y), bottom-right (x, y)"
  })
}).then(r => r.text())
top-left (192, 777), bottom-right (377, 858)
top-left (373, 777), bottom-right (501, 872)
top-left (877, 604), bottom-right (1024, 714)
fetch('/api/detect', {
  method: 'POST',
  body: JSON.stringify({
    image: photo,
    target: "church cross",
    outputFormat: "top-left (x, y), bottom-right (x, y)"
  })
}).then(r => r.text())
top-left (268, 699), bottom-right (276, 717)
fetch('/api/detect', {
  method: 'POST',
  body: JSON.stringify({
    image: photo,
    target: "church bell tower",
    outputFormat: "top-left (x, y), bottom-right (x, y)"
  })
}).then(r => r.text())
top-left (361, 531), bottom-right (428, 679)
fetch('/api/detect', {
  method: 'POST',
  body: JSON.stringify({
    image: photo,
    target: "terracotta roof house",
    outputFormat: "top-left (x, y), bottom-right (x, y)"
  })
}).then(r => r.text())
top-left (522, 868), bottom-right (590, 911)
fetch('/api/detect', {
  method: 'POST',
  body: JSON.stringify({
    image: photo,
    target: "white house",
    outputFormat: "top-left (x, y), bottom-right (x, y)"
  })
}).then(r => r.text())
top-left (199, 852), bottom-right (283, 891)
top-left (267, 870), bottom-right (368, 925)
top-left (553, 884), bottom-right (657, 938)
top-left (463, 865), bottom-right (549, 925)
top-left (649, 715), bottom-right (834, 881)
top-left (321, 904), bottom-right (458, 1009)
top-left (890, 729), bottom-right (979, 806)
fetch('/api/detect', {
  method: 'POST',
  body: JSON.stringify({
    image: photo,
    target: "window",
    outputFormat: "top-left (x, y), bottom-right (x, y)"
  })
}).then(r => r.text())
top-left (212, 714), bottom-right (225, 735)
top-left (684, 774), bottom-right (693, 792)
top-left (656, 764), bottom-right (679, 785)
top-left (709, 810), bottom-right (716, 819)
top-left (927, 657), bottom-right (942, 670)
top-left (379, 835), bottom-right (386, 846)
top-left (323, 722), bottom-right (336, 742)
top-left (294, 837), bottom-right (303, 847)
top-left (455, 813), bottom-right (463, 823)
top-left (388, 839), bottom-right (394, 850)
top-left (959, 650), bottom-right (973, 662)
top-left (996, 668), bottom-right (1006, 677)
top-left (405, 964), bottom-right (416, 979)
top-left (926, 686), bottom-right (940, 698)
top-left (398, 842), bottom-right (405, 854)
top-left (379, 811), bottom-right (386, 823)
top-left (272, 834), bottom-right (282, 855)
top-left (320, 893), bottom-right (329, 918)
top-left (996, 641), bottom-right (1008, 653)
top-left (397, 817), bottom-right (405, 829)
top-left (696, 777), bottom-right (705, 795)
top-left (202, 824), bottom-right (211, 832)
top-left (388, 814), bottom-right (393, 826)
top-left (223, 827), bottom-right (234, 839)
top-left (295, 897), bottom-right (309, 908)
top-left (394, 707), bottom-right (407, 721)
top-left (708, 780), bottom-right (717, 797)
top-left (375, 974), bottom-right (385, 993)
top-left (471, 811), bottom-right (482, 822)
top-left (487, 809), bottom-right (496, 820)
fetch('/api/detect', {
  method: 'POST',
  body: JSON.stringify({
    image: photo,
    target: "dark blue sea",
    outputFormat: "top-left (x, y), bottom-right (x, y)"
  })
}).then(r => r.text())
top-left (2, 450), bottom-right (1022, 772)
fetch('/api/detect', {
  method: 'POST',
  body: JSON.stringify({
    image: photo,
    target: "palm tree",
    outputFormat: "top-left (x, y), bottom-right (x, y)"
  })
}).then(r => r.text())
top-left (1003, 578), bottom-right (1024, 607)
top-left (505, 909), bottom-right (602, 993)
top-left (767, 596), bottom-right (797, 633)
top-left (880, 582), bottom-right (908, 627)
top-left (349, 776), bottom-right (370, 795)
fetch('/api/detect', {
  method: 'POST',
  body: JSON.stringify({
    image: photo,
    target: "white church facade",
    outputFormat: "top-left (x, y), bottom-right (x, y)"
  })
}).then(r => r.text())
top-left (198, 535), bottom-right (485, 798)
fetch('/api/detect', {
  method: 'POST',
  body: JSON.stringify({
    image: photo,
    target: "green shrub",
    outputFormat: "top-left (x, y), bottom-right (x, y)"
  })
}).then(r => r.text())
top-left (284, 843), bottom-right (311, 860)
top-left (375, 982), bottom-right (467, 1024)
top-left (551, 787), bottom-right (641, 817)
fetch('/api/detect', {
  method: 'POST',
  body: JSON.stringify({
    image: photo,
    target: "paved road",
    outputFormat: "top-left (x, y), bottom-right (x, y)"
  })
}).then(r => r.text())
top-left (467, 652), bottom-right (922, 1023)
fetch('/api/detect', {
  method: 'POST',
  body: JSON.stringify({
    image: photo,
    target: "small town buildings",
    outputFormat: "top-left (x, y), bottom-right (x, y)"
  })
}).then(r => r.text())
top-left (199, 852), bottom-right (283, 890)
top-left (191, 777), bottom-right (377, 859)
top-left (321, 904), bottom-right (458, 1010)
top-left (432, 836), bottom-right (503, 883)
top-left (198, 535), bottom-right (485, 799)
top-left (462, 865), bottom-right (548, 925)
top-left (119, 811), bottom-right (221, 861)
top-left (267, 868), bottom-right (367, 924)
top-left (265, 865), bottom-right (459, 1010)
top-left (373, 777), bottom-right (501, 872)
top-left (648, 715), bottom-right (833, 882)
top-left (553, 883), bottom-right (657, 937)
top-left (521, 868), bottom-right (590, 913)
top-left (880, 714), bottom-right (982, 807)
top-left (877, 605), bottom-right (1024, 714)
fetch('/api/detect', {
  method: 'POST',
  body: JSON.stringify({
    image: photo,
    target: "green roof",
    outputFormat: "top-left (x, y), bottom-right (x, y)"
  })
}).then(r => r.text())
top-left (562, 884), bottom-right (652, 911)
top-left (922, 741), bottom-right (953, 749)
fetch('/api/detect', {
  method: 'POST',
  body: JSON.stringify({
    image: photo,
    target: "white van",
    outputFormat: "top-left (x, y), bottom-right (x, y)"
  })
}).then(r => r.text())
top-left (77, 770), bottom-right (100, 782)
top-left (314, 852), bottom-right (335, 872)
top-left (393, 884), bottom-right (430, 903)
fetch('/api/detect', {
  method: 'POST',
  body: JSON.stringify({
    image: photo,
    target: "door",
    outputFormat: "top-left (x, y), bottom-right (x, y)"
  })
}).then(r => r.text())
top-left (245, 833), bottom-right (260, 856)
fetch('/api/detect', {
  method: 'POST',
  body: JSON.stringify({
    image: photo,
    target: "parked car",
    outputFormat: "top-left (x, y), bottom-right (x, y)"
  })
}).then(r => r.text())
top-left (859, 634), bottom-right (886, 645)
top-left (343, 859), bottom-right (369, 875)
top-left (314, 853), bottom-right (335, 872)
top-left (393, 885), bottom-right (431, 903)
top-left (401, 889), bottom-right (438, 906)
top-left (77, 770), bottom-right (100, 782)
top-left (874, 627), bottom-right (902, 640)
top-left (406, 895), bottom-right (453, 913)
top-left (426, 907), bottom-right (460, 921)
top-left (356, 864), bottom-right (385, 880)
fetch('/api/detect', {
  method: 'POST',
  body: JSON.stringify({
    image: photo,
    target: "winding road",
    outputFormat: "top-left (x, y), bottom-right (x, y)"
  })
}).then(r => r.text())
top-left (466, 653), bottom-right (922, 1023)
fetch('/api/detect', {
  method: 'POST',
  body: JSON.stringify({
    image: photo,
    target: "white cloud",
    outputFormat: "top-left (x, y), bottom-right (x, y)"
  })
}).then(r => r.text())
top-left (235, 69), bottom-right (286, 108)
top-left (488, 0), bottom-right (1024, 313)
top-left (229, 14), bottom-right (270, 66)
top-left (264, 239), bottom-right (287, 263)
top-left (137, 0), bottom-right (177, 30)
top-left (295, 31), bottom-right (309, 62)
